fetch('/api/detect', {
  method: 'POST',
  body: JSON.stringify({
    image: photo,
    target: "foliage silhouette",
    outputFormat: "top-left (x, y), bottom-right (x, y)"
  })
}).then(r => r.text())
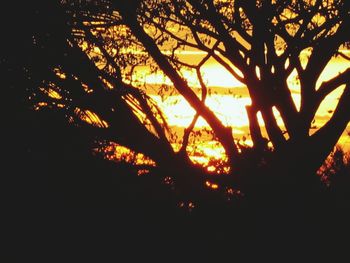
top-left (2, 1), bottom-right (350, 261)
top-left (18, 0), bottom-right (347, 198)
top-left (3, 1), bottom-right (350, 199)
top-left (2, 0), bottom-right (350, 199)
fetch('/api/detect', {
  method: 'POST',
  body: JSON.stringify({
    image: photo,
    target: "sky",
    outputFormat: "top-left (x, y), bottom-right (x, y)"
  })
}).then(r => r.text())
top-left (133, 51), bottom-right (349, 141)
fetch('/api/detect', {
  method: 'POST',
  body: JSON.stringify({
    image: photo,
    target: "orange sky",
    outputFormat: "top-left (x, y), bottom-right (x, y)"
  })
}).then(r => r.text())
top-left (131, 50), bottom-right (350, 148)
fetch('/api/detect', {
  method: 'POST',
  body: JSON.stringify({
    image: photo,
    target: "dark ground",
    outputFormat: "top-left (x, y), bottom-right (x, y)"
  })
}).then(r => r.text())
top-left (3, 101), bottom-right (350, 263)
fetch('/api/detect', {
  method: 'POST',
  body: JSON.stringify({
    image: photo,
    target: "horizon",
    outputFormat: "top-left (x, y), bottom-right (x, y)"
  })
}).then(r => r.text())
top-left (130, 52), bottom-right (350, 159)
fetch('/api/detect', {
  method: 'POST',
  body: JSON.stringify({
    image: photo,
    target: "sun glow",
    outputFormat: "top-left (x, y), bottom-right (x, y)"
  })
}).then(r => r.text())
top-left (101, 143), bottom-right (156, 167)
top-left (131, 57), bottom-right (245, 88)
top-left (150, 94), bottom-right (252, 129)
top-left (88, 49), bottom-right (350, 168)
top-left (74, 108), bottom-right (109, 128)
top-left (200, 64), bottom-right (244, 88)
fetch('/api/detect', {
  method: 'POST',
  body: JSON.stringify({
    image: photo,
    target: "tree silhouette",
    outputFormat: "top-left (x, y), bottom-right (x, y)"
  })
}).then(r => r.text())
top-left (3, 2), bottom-right (350, 261)
top-left (8, 0), bottom-right (350, 199)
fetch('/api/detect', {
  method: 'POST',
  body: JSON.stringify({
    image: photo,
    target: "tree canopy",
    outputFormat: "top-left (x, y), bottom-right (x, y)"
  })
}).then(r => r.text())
top-left (3, 2), bottom-right (350, 261)
top-left (7, 0), bottom-right (350, 200)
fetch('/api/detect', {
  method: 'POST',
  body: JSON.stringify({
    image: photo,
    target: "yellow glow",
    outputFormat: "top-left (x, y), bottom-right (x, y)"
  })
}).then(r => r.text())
top-left (93, 46), bottom-right (101, 53)
top-left (84, 47), bottom-right (350, 169)
top-left (183, 141), bottom-right (231, 173)
top-left (82, 83), bottom-right (93, 93)
top-left (205, 181), bottom-right (219, 190)
top-left (74, 108), bottom-right (109, 128)
top-left (148, 51), bottom-right (348, 148)
top-left (100, 77), bottom-right (114, 90)
top-left (53, 68), bottom-right (67, 79)
top-left (207, 166), bottom-right (216, 172)
top-left (150, 95), bottom-right (252, 128)
top-left (69, 3), bottom-right (350, 176)
top-left (76, 8), bottom-right (349, 151)
top-left (135, 53), bottom-right (348, 132)
top-left (48, 89), bottom-right (62, 99)
top-left (200, 64), bottom-right (244, 88)
top-left (131, 59), bottom-right (245, 88)
top-left (34, 102), bottom-right (48, 110)
top-left (310, 85), bottom-right (346, 135)
top-left (40, 87), bottom-right (62, 100)
top-left (80, 41), bottom-right (88, 52)
top-left (100, 143), bottom-right (156, 167)
top-left (57, 103), bottom-right (65, 108)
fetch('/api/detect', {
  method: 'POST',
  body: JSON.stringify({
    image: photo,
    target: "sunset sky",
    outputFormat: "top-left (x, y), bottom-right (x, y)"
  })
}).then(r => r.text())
top-left (132, 50), bottom-right (350, 152)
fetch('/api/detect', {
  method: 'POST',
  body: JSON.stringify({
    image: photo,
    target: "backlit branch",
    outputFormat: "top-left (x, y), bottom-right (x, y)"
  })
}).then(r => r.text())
top-left (116, 3), bottom-right (240, 162)
top-left (337, 51), bottom-right (350, 61)
top-left (180, 47), bottom-right (212, 155)
top-left (187, 0), bottom-right (249, 73)
top-left (317, 68), bottom-right (350, 102)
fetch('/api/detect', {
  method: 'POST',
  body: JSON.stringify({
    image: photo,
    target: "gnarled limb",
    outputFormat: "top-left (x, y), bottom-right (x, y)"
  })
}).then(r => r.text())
top-left (117, 5), bottom-right (240, 163)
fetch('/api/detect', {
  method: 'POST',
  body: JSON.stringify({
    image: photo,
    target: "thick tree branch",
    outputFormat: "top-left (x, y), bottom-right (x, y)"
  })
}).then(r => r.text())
top-left (308, 83), bottom-right (350, 172)
top-left (117, 6), bottom-right (240, 162)
top-left (317, 68), bottom-right (350, 103)
top-left (336, 51), bottom-right (350, 61)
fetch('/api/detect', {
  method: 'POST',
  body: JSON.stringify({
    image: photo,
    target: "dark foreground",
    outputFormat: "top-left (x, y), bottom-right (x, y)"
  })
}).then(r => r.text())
top-left (3, 107), bottom-right (350, 263)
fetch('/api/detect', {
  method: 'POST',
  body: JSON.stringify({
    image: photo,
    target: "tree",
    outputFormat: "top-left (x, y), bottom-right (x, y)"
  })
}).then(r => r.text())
top-left (5, 3), bottom-right (350, 262)
top-left (14, 0), bottom-right (350, 199)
